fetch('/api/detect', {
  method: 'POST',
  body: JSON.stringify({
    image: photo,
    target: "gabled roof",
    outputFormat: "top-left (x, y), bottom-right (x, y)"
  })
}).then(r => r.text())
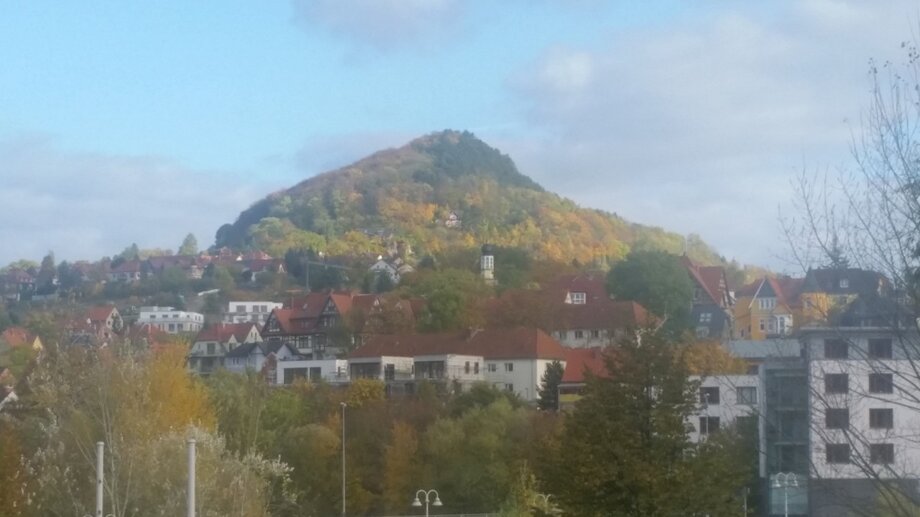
top-left (742, 276), bottom-right (804, 309)
top-left (351, 327), bottom-right (567, 361)
top-left (225, 341), bottom-right (299, 358)
top-left (547, 273), bottom-right (609, 303)
top-left (87, 305), bottom-right (118, 324)
top-left (195, 323), bottom-right (259, 344)
top-left (555, 300), bottom-right (654, 331)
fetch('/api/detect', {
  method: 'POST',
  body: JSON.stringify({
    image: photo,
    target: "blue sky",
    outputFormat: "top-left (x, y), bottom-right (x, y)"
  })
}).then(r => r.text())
top-left (1, 0), bottom-right (917, 270)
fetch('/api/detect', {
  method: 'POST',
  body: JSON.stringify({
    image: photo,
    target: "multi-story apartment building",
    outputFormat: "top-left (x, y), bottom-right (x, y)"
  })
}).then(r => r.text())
top-left (136, 306), bottom-right (204, 334)
top-left (223, 301), bottom-right (282, 325)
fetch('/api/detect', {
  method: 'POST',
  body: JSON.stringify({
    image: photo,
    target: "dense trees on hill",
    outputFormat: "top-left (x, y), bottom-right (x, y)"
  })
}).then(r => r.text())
top-left (606, 250), bottom-right (695, 336)
top-left (214, 131), bottom-right (727, 267)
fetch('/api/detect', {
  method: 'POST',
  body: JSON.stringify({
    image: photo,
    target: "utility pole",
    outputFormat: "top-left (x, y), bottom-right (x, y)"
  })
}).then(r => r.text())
top-left (95, 442), bottom-right (104, 517)
top-left (341, 402), bottom-right (347, 517)
top-left (187, 439), bottom-right (196, 517)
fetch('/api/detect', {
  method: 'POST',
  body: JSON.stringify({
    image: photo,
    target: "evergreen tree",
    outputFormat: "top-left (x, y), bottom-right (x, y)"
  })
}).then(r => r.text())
top-left (178, 233), bottom-right (198, 255)
top-left (542, 331), bottom-right (750, 516)
top-left (537, 360), bottom-right (564, 411)
top-left (606, 250), bottom-right (693, 337)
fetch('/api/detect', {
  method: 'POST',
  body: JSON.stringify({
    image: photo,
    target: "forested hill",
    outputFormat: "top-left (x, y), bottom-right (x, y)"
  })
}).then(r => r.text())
top-left (215, 130), bottom-right (724, 265)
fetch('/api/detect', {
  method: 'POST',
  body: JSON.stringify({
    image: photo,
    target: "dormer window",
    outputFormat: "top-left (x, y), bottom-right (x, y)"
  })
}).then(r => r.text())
top-left (839, 279), bottom-right (849, 289)
top-left (699, 312), bottom-right (712, 323)
top-left (571, 292), bottom-right (586, 305)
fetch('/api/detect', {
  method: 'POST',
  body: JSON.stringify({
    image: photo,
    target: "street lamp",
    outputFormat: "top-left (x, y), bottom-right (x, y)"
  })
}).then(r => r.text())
top-left (341, 402), bottom-right (347, 517)
top-left (412, 489), bottom-right (443, 517)
top-left (772, 472), bottom-right (798, 517)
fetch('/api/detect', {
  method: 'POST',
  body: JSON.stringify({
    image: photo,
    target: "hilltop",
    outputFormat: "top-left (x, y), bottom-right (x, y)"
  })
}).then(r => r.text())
top-left (215, 130), bottom-right (724, 266)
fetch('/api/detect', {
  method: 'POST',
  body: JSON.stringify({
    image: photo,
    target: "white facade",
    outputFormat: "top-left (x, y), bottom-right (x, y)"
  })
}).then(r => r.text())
top-left (553, 329), bottom-right (616, 349)
top-left (414, 354), bottom-right (485, 384)
top-left (804, 330), bottom-right (920, 480)
top-left (225, 343), bottom-right (298, 375)
top-left (689, 374), bottom-right (760, 443)
top-left (482, 358), bottom-right (563, 402)
top-left (276, 359), bottom-right (348, 385)
top-left (137, 306), bottom-right (204, 334)
top-left (349, 355), bottom-right (415, 381)
top-left (223, 301), bottom-right (282, 325)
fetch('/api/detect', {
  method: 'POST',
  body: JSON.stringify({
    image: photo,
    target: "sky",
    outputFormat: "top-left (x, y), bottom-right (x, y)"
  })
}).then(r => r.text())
top-left (1, 0), bottom-right (918, 271)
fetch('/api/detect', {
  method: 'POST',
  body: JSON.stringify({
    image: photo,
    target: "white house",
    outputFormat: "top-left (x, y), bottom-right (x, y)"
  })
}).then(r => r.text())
top-left (188, 323), bottom-right (262, 375)
top-left (276, 358), bottom-right (349, 385)
top-left (137, 306), bottom-right (204, 334)
top-left (349, 328), bottom-right (567, 402)
top-left (223, 301), bottom-right (282, 325)
top-left (224, 341), bottom-right (301, 380)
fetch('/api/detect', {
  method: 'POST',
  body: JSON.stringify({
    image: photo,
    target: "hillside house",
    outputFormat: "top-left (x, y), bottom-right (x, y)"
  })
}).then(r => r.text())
top-left (350, 328), bottom-right (567, 402)
top-left (681, 256), bottom-right (735, 340)
top-left (137, 306), bottom-right (204, 334)
top-left (223, 301), bottom-right (283, 325)
top-left (188, 322), bottom-right (262, 375)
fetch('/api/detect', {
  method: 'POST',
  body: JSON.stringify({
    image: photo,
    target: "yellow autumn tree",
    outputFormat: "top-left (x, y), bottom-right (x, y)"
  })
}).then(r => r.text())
top-left (383, 421), bottom-right (419, 513)
top-left (682, 342), bottom-right (748, 376)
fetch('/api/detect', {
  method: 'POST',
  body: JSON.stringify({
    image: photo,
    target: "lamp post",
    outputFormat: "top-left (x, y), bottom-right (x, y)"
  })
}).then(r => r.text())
top-left (341, 402), bottom-right (347, 517)
top-left (772, 472), bottom-right (798, 517)
top-left (412, 489), bottom-right (443, 517)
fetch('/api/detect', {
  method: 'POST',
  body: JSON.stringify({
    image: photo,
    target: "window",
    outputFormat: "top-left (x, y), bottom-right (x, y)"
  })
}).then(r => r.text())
top-left (699, 416), bottom-right (720, 435)
top-left (825, 408), bottom-right (849, 429)
top-left (464, 361), bottom-right (470, 374)
top-left (505, 363), bottom-right (514, 372)
top-left (574, 330), bottom-right (584, 339)
top-left (384, 364), bottom-right (395, 381)
top-left (571, 292), bottom-right (586, 304)
top-left (758, 298), bottom-right (776, 310)
top-left (870, 408), bottom-right (894, 429)
top-left (206, 343), bottom-right (215, 355)
top-left (482, 255), bottom-right (494, 269)
top-left (557, 330), bottom-right (568, 340)
top-left (505, 383), bottom-right (514, 392)
top-left (700, 387), bottom-right (720, 405)
top-left (168, 323), bottom-right (175, 332)
top-left (825, 374), bottom-right (849, 394)
top-left (474, 362), bottom-right (479, 374)
top-left (150, 315), bottom-right (156, 319)
top-left (871, 444), bottom-right (895, 464)
top-left (869, 373), bottom-right (894, 394)
top-left (825, 339), bottom-right (849, 359)
top-left (699, 312), bottom-right (712, 323)
top-left (839, 279), bottom-right (850, 289)
top-left (737, 386), bottom-right (757, 405)
top-left (869, 339), bottom-right (893, 359)
top-left (591, 329), bottom-right (600, 339)
top-left (826, 443), bottom-right (851, 464)
top-left (487, 363), bottom-right (497, 372)
top-left (759, 319), bottom-right (765, 331)
top-left (236, 305), bottom-right (245, 313)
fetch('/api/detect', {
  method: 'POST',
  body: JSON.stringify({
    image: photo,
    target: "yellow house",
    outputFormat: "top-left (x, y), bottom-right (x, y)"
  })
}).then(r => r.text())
top-left (733, 277), bottom-right (802, 340)
top-left (799, 268), bottom-right (890, 327)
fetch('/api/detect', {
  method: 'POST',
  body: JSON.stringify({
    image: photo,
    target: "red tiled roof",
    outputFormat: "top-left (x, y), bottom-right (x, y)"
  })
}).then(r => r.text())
top-left (561, 347), bottom-right (610, 384)
top-left (1, 327), bottom-right (35, 348)
top-left (196, 323), bottom-right (259, 343)
top-left (680, 255), bottom-right (723, 306)
top-left (547, 273), bottom-right (609, 303)
top-left (87, 305), bottom-right (117, 324)
top-left (555, 299), bottom-right (653, 331)
top-left (351, 327), bottom-right (567, 361)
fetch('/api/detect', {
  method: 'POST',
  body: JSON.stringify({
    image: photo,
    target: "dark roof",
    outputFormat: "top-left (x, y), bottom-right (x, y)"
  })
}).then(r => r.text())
top-left (802, 268), bottom-right (889, 296)
top-left (691, 304), bottom-right (731, 338)
top-left (225, 341), bottom-right (299, 358)
top-left (195, 323), bottom-right (259, 344)
top-left (351, 328), bottom-right (567, 361)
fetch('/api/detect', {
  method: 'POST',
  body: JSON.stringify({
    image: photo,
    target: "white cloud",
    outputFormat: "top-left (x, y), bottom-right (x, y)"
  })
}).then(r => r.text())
top-left (502, 0), bottom-right (918, 269)
top-left (0, 136), bottom-right (263, 265)
top-left (291, 0), bottom-right (464, 51)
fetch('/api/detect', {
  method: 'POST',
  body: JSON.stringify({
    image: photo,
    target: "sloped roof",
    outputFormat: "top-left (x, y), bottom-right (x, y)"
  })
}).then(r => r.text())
top-left (1, 327), bottom-right (35, 348)
top-left (111, 260), bottom-right (142, 273)
top-left (802, 268), bottom-right (889, 296)
top-left (741, 276), bottom-right (804, 309)
top-left (87, 305), bottom-right (117, 323)
top-left (196, 323), bottom-right (259, 344)
top-left (561, 347), bottom-right (610, 384)
top-left (351, 327), bottom-right (567, 361)
top-left (547, 273), bottom-right (609, 303)
top-left (554, 299), bottom-right (654, 331)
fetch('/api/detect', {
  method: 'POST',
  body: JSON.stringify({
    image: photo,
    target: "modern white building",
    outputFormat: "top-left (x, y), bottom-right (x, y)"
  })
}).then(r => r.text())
top-left (136, 306), bottom-right (204, 334)
top-left (348, 328), bottom-right (567, 402)
top-left (276, 359), bottom-right (349, 385)
top-left (801, 327), bottom-right (920, 516)
top-left (690, 374), bottom-right (760, 443)
top-left (223, 301), bottom-right (282, 325)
